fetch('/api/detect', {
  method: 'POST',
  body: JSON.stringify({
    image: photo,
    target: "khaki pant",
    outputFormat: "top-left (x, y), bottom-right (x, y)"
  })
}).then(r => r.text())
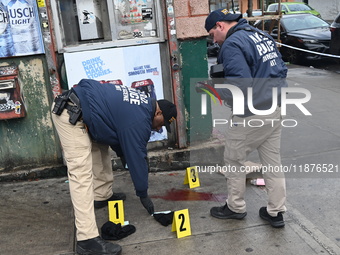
top-left (224, 107), bottom-right (286, 217)
top-left (51, 105), bottom-right (114, 241)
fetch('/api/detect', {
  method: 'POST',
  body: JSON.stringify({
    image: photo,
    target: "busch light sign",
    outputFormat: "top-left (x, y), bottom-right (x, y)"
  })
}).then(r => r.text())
top-left (0, 0), bottom-right (44, 58)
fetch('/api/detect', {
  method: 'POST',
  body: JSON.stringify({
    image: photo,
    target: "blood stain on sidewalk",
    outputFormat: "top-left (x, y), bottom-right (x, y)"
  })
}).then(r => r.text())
top-left (152, 188), bottom-right (227, 202)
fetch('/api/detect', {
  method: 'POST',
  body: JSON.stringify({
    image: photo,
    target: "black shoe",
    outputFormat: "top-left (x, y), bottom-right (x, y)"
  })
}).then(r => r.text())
top-left (76, 236), bottom-right (122, 255)
top-left (210, 203), bottom-right (247, 219)
top-left (259, 207), bottom-right (285, 228)
top-left (94, 193), bottom-right (127, 209)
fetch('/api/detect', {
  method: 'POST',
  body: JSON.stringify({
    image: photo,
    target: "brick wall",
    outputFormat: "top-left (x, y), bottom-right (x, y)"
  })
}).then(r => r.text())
top-left (173, 0), bottom-right (209, 39)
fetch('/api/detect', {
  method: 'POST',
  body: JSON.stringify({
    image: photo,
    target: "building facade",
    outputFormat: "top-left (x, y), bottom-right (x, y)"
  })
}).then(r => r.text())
top-left (0, 0), bottom-right (213, 175)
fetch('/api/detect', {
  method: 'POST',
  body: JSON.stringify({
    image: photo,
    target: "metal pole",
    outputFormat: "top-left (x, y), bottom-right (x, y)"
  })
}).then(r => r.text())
top-left (164, 1), bottom-right (187, 148)
top-left (38, 0), bottom-right (62, 98)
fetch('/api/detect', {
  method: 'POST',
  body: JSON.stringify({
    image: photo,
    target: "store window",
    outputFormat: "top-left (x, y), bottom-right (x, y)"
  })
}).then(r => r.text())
top-left (51, 0), bottom-right (164, 53)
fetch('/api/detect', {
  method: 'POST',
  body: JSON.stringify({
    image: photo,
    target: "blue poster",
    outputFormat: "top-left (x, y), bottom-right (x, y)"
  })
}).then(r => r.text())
top-left (0, 0), bottom-right (44, 58)
top-left (64, 44), bottom-right (167, 142)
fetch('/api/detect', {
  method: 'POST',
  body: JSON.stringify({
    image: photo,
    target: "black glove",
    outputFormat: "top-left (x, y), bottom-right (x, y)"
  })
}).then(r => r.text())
top-left (140, 196), bottom-right (154, 215)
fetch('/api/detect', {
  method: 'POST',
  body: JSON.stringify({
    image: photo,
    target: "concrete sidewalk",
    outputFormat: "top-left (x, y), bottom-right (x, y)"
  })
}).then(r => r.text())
top-left (1, 64), bottom-right (340, 255)
top-left (1, 170), bottom-right (340, 255)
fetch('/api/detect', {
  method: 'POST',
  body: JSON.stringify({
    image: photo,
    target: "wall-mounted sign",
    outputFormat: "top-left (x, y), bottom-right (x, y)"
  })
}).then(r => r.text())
top-left (64, 43), bottom-right (167, 141)
top-left (0, 65), bottom-right (26, 120)
top-left (0, 0), bottom-right (44, 58)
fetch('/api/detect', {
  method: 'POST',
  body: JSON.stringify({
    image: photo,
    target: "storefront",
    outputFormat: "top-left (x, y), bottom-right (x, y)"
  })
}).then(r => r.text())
top-left (1, 0), bottom-right (196, 173)
top-left (50, 0), bottom-right (179, 143)
top-left (0, 0), bottom-right (215, 174)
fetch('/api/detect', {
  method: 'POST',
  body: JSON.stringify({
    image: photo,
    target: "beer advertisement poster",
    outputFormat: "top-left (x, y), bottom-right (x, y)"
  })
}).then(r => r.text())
top-left (0, 0), bottom-right (44, 58)
top-left (64, 44), bottom-right (167, 142)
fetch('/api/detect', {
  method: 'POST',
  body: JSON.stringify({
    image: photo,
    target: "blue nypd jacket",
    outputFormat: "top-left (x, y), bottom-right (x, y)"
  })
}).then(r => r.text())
top-left (216, 18), bottom-right (288, 116)
top-left (73, 79), bottom-right (155, 198)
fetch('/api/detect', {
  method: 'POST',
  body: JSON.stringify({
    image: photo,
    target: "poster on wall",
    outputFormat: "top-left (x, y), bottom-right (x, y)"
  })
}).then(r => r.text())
top-left (113, 0), bottom-right (157, 40)
top-left (64, 43), bottom-right (167, 141)
top-left (0, 65), bottom-right (26, 120)
top-left (0, 0), bottom-right (45, 58)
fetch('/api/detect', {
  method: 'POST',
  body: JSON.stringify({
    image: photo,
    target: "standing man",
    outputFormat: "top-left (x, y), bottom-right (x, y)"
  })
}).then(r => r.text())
top-left (205, 9), bottom-right (287, 228)
top-left (51, 79), bottom-right (177, 255)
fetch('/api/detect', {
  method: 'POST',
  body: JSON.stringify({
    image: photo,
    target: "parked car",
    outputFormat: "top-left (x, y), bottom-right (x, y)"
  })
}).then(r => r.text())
top-left (243, 9), bottom-right (263, 18)
top-left (253, 14), bottom-right (331, 64)
top-left (267, 2), bottom-right (321, 17)
top-left (330, 12), bottom-right (340, 56)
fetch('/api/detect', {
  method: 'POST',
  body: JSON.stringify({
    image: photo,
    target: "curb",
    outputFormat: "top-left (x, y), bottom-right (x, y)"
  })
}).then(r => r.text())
top-left (0, 165), bottom-right (67, 182)
top-left (0, 138), bottom-right (225, 182)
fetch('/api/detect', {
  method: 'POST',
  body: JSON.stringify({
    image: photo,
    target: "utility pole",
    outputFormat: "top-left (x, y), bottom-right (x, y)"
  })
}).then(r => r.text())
top-left (247, 0), bottom-right (254, 17)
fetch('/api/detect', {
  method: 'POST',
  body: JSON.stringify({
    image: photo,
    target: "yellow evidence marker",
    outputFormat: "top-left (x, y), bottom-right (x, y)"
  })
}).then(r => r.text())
top-left (183, 166), bottom-right (200, 188)
top-left (108, 200), bottom-right (124, 225)
top-left (171, 209), bottom-right (192, 238)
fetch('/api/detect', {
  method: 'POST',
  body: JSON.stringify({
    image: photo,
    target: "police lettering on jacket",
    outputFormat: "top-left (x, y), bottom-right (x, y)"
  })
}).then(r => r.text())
top-left (115, 85), bottom-right (148, 105)
top-left (249, 32), bottom-right (278, 64)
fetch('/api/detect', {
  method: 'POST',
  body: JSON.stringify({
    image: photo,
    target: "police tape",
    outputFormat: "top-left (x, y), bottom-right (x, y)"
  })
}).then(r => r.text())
top-left (276, 42), bottom-right (340, 59)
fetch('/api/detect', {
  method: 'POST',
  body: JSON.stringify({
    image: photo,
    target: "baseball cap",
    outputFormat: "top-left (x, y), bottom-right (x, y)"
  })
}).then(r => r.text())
top-left (157, 99), bottom-right (177, 133)
top-left (205, 8), bottom-right (242, 32)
